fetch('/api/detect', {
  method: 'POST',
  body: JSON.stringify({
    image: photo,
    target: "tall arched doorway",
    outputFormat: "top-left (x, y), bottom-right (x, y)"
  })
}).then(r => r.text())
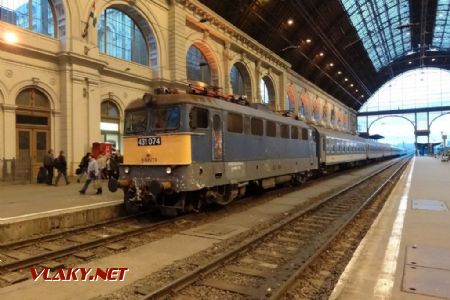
top-left (15, 87), bottom-right (51, 180)
top-left (101, 100), bottom-right (121, 151)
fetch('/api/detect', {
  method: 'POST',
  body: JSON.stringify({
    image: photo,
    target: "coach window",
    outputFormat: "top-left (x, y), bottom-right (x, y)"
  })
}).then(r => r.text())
top-left (227, 113), bottom-right (243, 133)
top-left (251, 118), bottom-right (263, 136)
top-left (189, 107), bottom-right (209, 129)
top-left (291, 126), bottom-right (299, 139)
top-left (266, 121), bottom-right (277, 137)
top-left (101, 101), bottom-right (121, 151)
top-left (280, 124), bottom-right (289, 139)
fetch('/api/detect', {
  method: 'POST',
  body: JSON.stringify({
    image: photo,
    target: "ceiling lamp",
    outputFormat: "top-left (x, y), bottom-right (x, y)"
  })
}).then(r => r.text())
top-left (350, 83), bottom-right (354, 87)
top-left (408, 61), bottom-right (412, 64)
top-left (306, 38), bottom-right (312, 43)
top-left (338, 71), bottom-right (342, 75)
top-left (319, 52), bottom-right (324, 56)
top-left (287, 19), bottom-right (294, 26)
top-left (344, 78), bottom-right (348, 81)
top-left (329, 63), bottom-right (334, 67)
top-left (432, 58), bottom-right (436, 62)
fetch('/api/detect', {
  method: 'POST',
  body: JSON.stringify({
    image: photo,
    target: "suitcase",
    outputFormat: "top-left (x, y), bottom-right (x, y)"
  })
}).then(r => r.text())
top-left (37, 167), bottom-right (47, 183)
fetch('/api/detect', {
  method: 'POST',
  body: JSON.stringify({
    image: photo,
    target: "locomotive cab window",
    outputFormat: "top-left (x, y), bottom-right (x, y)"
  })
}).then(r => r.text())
top-left (266, 121), bottom-right (276, 137)
top-left (150, 106), bottom-right (180, 131)
top-left (189, 107), bottom-right (209, 129)
top-left (125, 110), bottom-right (147, 134)
top-left (251, 118), bottom-right (263, 136)
top-left (280, 124), bottom-right (289, 139)
top-left (227, 113), bottom-right (243, 133)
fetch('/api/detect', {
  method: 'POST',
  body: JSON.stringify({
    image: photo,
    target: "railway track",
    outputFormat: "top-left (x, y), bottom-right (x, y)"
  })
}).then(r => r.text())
top-left (140, 157), bottom-right (410, 300)
top-left (0, 158), bottom-right (405, 287)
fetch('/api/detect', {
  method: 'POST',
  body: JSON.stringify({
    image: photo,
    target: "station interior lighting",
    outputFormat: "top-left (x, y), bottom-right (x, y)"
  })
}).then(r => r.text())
top-left (3, 31), bottom-right (17, 44)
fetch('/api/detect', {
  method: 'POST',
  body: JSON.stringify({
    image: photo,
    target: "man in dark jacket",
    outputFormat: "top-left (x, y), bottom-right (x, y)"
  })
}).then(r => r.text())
top-left (55, 150), bottom-right (70, 185)
top-left (43, 149), bottom-right (54, 185)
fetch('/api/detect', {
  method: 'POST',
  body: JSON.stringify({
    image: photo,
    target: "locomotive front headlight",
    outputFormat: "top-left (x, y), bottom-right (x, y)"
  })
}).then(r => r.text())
top-left (124, 166), bottom-right (130, 174)
top-left (166, 167), bottom-right (172, 174)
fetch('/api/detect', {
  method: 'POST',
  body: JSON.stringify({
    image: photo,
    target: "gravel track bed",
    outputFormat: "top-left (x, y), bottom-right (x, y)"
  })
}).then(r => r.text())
top-left (283, 162), bottom-right (406, 299)
top-left (92, 159), bottom-right (403, 300)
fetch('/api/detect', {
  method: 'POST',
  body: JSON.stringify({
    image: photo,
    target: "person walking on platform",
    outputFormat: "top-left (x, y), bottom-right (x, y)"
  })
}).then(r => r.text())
top-left (55, 150), bottom-right (70, 185)
top-left (43, 149), bottom-right (55, 185)
top-left (77, 152), bottom-right (90, 183)
top-left (79, 156), bottom-right (102, 195)
top-left (97, 152), bottom-right (107, 180)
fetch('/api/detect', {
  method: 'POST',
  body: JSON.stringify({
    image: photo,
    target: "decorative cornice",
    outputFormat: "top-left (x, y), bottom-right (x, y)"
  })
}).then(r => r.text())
top-left (179, 0), bottom-right (290, 70)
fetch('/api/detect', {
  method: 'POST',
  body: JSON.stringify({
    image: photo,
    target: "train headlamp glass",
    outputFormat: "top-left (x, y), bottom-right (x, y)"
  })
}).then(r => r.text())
top-left (166, 167), bottom-right (172, 174)
top-left (124, 166), bottom-right (130, 174)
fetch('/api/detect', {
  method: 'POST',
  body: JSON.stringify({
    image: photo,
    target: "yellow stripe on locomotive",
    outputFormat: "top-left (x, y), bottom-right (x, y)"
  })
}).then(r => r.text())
top-left (123, 134), bottom-right (192, 165)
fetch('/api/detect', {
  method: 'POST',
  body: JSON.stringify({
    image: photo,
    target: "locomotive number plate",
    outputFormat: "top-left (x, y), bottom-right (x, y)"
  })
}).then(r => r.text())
top-left (137, 136), bottom-right (161, 146)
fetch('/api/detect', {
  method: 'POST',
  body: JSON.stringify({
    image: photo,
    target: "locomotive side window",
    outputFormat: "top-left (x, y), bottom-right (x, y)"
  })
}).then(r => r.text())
top-left (244, 116), bottom-right (251, 134)
top-left (266, 121), bottom-right (276, 137)
top-left (280, 124), bottom-right (289, 139)
top-left (227, 113), bottom-right (243, 133)
top-left (125, 110), bottom-right (147, 134)
top-left (291, 126), bottom-right (299, 139)
top-left (251, 118), bottom-right (263, 136)
top-left (301, 128), bottom-right (308, 140)
top-left (150, 106), bottom-right (180, 131)
top-left (189, 107), bottom-right (209, 129)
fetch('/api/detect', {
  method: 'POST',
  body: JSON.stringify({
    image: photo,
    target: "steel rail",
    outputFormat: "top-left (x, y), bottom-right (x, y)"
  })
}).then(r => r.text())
top-left (142, 156), bottom-right (410, 299)
top-left (267, 157), bottom-right (410, 299)
top-left (0, 218), bottom-right (174, 272)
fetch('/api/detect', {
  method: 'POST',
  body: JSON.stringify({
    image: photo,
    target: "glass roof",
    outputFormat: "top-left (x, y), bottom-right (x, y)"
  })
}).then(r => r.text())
top-left (340, 0), bottom-right (411, 71)
top-left (433, 0), bottom-right (450, 50)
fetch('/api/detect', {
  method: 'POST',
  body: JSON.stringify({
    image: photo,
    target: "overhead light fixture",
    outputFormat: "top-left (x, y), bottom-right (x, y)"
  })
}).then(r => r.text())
top-left (432, 58), bottom-right (436, 62)
top-left (338, 71), bottom-right (342, 75)
top-left (329, 63), bottom-right (334, 67)
top-left (306, 38), bottom-right (312, 43)
top-left (319, 52), bottom-right (324, 56)
top-left (361, 95), bottom-right (364, 98)
top-left (344, 78), bottom-right (348, 81)
top-left (408, 61), bottom-right (412, 64)
top-left (350, 83), bottom-right (354, 87)
top-left (287, 19), bottom-right (294, 26)
top-left (355, 89), bottom-right (359, 92)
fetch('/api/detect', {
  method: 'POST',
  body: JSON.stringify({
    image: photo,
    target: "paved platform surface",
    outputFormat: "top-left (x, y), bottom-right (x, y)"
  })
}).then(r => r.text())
top-left (0, 179), bottom-right (122, 222)
top-left (331, 156), bottom-right (450, 300)
top-left (0, 161), bottom-right (395, 300)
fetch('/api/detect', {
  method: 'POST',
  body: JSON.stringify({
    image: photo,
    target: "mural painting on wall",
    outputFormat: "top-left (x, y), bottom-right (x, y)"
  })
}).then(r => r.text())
top-left (331, 107), bottom-right (336, 125)
top-left (286, 83), bottom-right (296, 112)
top-left (300, 89), bottom-right (310, 118)
top-left (322, 102), bottom-right (328, 122)
top-left (312, 96), bottom-right (320, 121)
top-left (336, 110), bottom-right (342, 127)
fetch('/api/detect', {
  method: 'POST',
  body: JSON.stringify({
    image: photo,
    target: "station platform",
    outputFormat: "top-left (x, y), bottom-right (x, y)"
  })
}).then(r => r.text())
top-left (331, 156), bottom-right (450, 300)
top-left (0, 179), bottom-right (123, 243)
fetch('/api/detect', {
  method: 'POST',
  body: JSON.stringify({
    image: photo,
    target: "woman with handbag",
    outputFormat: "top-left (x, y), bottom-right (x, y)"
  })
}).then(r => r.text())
top-left (79, 156), bottom-right (102, 195)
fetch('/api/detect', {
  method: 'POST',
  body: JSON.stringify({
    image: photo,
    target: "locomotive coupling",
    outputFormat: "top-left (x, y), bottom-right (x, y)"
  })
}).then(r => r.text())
top-left (149, 180), bottom-right (173, 196)
top-left (108, 178), bottom-right (133, 192)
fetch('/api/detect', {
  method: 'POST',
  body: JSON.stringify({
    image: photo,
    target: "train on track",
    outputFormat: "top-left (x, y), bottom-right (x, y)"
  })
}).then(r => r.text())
top-left (108, 90), bottom-right (405, 215)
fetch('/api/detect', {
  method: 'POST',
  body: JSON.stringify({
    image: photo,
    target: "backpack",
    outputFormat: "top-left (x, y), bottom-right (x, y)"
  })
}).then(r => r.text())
top-left (54, 158), bottom-right (61, 170)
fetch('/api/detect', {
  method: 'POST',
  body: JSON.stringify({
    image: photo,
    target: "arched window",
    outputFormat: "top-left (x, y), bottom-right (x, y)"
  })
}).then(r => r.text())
top-left (260, 80), bottom-right (269, 104)
top-left (260, 76), bottom-right (275, 105)
top-left (230, 65), bottom-right (245, 95)
top-left (186, 46), bottom-right (211, 84)
top-left (101, 100), bottom-right (121, 151)
top-left (0, 0), bottom-right (56, 37)
top-left (98, 8), bottom-right (148, 65)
